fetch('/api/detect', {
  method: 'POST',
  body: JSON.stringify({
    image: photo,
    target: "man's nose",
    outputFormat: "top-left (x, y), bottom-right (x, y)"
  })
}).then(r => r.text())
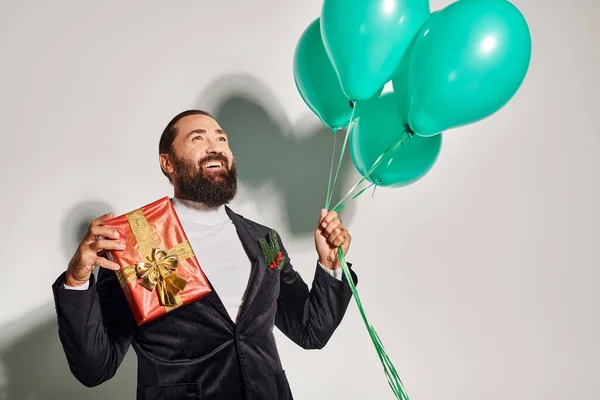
top-left (206, 139), bottom-right (223, 154)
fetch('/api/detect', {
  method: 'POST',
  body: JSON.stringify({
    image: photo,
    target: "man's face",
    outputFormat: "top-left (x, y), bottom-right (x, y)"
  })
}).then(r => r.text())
top-left (163, 114), bottom-right (237, 207)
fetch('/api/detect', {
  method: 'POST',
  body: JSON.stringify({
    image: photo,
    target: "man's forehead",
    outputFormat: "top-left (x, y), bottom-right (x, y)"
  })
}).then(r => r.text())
top-left (176, 114), bottom-right (221, 131)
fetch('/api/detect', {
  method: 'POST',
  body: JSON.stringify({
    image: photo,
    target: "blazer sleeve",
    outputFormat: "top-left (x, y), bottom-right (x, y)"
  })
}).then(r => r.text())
top-left (274, 236), bottom-right (358, 350)
top-left (51, 267), bottom-right (136, 387)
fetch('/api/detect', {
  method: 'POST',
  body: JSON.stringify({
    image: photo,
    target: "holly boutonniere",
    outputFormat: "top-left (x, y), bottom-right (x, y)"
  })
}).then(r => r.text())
top-left (259, 230), bottom-right (285, 270)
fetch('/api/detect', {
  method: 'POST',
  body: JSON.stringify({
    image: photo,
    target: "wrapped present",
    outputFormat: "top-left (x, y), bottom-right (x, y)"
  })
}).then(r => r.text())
top-left (101, 196), bottom-right (211, 325)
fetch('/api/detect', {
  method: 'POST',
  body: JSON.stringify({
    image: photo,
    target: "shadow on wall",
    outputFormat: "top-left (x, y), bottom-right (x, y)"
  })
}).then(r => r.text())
top-left (60, 200), bottom-right (118, 259)
top-left (197, 74), bottom-right (359, 235)
top-left (0, 313), bottom-right (137, 400)
top-left (0, 200), bottom-right (137, 400)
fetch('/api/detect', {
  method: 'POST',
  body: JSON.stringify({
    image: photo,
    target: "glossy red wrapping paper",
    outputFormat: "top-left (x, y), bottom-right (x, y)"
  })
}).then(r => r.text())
top-left (101, 196), bottom-right (211, 325)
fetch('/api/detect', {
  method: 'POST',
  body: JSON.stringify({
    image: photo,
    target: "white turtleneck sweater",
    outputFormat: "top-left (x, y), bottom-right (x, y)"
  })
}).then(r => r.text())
top-left (65, 198), bottom-right (342, 322)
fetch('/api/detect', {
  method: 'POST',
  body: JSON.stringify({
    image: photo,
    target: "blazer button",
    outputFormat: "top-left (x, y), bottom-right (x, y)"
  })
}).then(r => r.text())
top-left (238, 334), bottom-right (244, 341)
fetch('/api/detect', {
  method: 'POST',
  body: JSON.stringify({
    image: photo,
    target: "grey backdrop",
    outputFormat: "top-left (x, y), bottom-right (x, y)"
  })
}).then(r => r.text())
top-left (0, 0), bottom-right (598, 399)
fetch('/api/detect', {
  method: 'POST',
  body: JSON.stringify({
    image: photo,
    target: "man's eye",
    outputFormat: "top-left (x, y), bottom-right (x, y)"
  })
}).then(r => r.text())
top-left (192, 136), bottom-right (202, 141)
top-left (218, 137), bottom-right (227, 142)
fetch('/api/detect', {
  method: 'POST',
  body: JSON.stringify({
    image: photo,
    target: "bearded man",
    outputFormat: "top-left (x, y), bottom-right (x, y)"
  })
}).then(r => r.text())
top-left (51, 110), bottom-right (358, 400)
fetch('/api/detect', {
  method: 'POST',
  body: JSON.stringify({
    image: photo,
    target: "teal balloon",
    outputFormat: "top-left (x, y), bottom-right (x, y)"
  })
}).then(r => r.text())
top-left (390, 30), bottom-right (419, 128)
top-left (350, 93), bottom-right (442, 187)
top-left (321, 0), bottom-right (431, 101)
top-left (293, 18), bottom-right (353, 130)
top-left (407, 0), bottom-right (532, 136)
top-left (391, 11), bottom-right (438, 135)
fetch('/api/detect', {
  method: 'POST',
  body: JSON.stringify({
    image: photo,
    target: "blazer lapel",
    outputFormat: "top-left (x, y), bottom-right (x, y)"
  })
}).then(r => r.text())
top-left (203, 287), bottom-right (235, 326)
top-left (225, 207), bottom-right (266, 323)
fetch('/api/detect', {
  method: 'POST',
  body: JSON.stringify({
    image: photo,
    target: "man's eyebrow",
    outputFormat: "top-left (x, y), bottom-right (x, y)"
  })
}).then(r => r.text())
top-left (215, 129), bottom-right (228, 137)
top-left (186, 128), bottom-right (207, 139)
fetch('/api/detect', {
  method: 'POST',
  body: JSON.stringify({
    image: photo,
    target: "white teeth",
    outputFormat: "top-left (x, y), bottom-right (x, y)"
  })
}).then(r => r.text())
top-left (203, 161), bottom-right (223, 168)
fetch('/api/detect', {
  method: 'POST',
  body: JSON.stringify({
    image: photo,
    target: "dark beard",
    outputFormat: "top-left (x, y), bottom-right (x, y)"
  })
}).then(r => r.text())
top-left (171, 153), bottom-right (238, 208)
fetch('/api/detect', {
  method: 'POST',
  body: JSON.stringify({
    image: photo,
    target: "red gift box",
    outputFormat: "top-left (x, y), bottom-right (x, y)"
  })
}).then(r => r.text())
top-left (101, 196), bottom-right (211, 325)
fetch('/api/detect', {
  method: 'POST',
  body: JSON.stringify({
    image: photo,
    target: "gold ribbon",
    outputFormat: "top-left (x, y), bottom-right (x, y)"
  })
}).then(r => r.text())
top-left (116, 209), bottom-right (195, 309)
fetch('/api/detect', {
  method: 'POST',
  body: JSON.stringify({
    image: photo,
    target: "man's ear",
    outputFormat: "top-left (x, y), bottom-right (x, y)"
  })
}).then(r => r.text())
top-left (159, 153), bottom-right (174, 175)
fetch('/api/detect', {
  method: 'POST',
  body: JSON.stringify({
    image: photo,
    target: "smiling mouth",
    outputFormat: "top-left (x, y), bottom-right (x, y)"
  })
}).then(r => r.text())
top-left (201, 160), bottom-right (226, 170)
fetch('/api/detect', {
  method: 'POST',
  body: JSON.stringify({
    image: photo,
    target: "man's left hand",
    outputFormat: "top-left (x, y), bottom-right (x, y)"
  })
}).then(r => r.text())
top-left (314, 209), bottom-right (351, 270)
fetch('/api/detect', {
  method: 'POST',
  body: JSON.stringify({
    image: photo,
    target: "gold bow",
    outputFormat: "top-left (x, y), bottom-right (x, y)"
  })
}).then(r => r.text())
top-left (116, 209), bottom-right (195, 310)
top-left (134, 248), bottom-right (187, 307)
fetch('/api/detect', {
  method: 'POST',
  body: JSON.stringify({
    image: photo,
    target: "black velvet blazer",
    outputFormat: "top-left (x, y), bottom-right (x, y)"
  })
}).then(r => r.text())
top-left (52, 206), bottom-right (358, 400)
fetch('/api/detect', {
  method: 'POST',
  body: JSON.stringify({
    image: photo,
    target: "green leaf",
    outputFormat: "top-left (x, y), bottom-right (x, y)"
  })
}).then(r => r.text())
top-left (259, 230), bottom-right (284, 267)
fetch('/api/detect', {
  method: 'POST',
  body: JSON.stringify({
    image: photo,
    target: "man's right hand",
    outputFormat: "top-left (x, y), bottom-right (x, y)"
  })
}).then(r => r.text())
top-left (65, 212), bottom-right (126, 287)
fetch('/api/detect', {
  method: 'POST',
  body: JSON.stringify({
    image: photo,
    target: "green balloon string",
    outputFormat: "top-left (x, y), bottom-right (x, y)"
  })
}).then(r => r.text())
top-left (323, 124), bottom-right (414, 399)
top-left (325, 104), bottom-right (356, 210)
top-left (325, 128), bottom-right (338, 210)
top-left (338, 247), bottom-right (409, 400)
top-left (332, 128), bottom-right (412, 212)
top-left (334, 182), bottom-right (375, 212)
top-left (371, 183), bottom-right (378, 198)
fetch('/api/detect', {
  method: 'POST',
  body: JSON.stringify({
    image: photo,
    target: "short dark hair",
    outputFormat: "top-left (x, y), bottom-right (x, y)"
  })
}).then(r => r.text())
top-left (158, 109), bottom-right (213, 181)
